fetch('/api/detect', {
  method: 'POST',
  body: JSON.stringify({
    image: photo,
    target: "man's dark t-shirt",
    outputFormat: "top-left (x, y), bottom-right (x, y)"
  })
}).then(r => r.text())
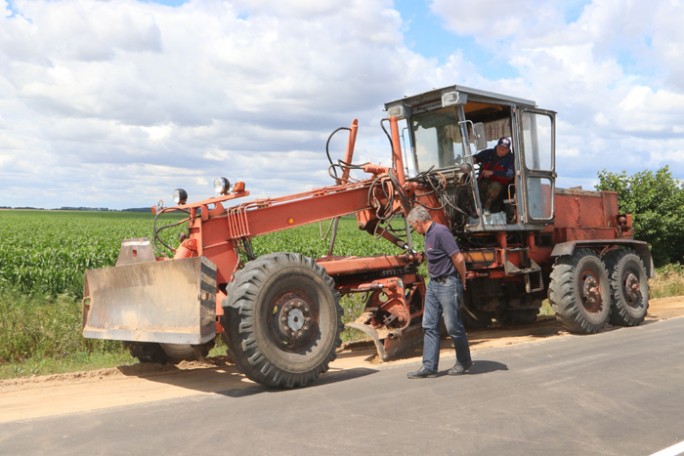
top-left (475, 148), bottom-right (514, 184)
top-left (424, 222), bottom-right (460, 279)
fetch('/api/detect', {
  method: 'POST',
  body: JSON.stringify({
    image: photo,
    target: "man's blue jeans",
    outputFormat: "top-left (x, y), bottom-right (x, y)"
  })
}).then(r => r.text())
top-left (422, 276), bottom-right (471, 371)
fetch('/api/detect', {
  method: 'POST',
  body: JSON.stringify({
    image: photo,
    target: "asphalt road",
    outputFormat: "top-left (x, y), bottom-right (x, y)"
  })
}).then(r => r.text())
top-left (2, 317), bottom-right (683, 456)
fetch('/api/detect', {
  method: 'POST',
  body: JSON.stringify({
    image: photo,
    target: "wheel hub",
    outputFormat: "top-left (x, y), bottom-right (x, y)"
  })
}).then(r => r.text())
top-left (274, 292), bottom-right (314, 346)
top-left (287, 307), bottom-right (306, 331)
top-left (624, 272), bottom-right (641, 305)
top-left (581, 273), bottom-right (603, 312)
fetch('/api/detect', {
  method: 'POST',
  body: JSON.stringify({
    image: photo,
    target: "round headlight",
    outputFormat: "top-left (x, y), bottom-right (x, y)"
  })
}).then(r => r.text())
top-left (173, 188), bottom-right (188, 205)
top-left (214, 177), bottom-right (230, 195)
top-left (459, 162), bottom-right (472, 174)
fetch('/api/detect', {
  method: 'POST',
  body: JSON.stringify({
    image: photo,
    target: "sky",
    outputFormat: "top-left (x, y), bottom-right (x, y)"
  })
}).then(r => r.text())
top-left (1, 0), bottom-right (683, 209)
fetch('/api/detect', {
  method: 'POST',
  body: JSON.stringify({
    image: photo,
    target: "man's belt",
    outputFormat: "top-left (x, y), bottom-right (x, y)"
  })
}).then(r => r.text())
top-left (431, 275), bottom-right (454, 284)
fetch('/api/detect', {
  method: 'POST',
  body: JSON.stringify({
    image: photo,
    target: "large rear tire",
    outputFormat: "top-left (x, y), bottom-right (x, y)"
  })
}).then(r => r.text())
top-left (548, 248), bottom-right (610, 334)
top-left (603, 249), bottom-right (649, 326)
top-left (221, 253), bottom-right (343, 388)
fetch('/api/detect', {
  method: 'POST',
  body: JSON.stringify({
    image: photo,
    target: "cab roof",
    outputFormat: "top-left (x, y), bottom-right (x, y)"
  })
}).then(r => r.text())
top-left (384, 84), bottom-right (538, 114)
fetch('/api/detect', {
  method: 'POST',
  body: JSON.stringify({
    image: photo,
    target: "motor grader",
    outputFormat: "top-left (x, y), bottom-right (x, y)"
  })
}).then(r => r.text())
top-left (82, 84), bottom-right (652, 388)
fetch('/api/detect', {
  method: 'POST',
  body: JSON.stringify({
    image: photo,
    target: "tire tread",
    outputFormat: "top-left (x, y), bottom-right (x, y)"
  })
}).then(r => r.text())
top-left (222, 252), bottom-right (342, 388)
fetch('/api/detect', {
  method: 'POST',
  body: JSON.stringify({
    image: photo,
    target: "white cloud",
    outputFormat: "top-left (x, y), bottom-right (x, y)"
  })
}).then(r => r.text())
top-left (0, 0), bottom-right (682, 210)
top-left (0, 0), bottom-right (421, 208)
top-left (428, 0), bottom-right (684, 183)
top-left (431, 0), bottom-right (572, 43)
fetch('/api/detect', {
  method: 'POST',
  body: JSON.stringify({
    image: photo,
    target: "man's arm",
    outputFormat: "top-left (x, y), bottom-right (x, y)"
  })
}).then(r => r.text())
top-left (473, 148), bottom-right (492, 164)
top-left (450, 251), bottom-right (467, 290)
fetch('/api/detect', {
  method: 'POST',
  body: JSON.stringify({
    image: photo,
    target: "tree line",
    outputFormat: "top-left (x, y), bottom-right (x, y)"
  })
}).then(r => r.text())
top-left (596, 165), bottom-right (684, 266)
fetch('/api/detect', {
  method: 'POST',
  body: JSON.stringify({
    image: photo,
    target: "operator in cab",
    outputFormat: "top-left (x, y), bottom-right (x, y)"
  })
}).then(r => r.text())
top-left (474, 136), bottom-right (514, 213)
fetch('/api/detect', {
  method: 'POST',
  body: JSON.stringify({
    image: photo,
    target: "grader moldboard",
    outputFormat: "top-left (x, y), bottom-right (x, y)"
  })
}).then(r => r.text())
top-left (83, 85), bottom-right (652, 388)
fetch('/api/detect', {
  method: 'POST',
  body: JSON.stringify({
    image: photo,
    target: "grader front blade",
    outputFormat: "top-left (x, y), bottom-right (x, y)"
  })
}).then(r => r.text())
top-left (82, 256), bottom-right (217, 345)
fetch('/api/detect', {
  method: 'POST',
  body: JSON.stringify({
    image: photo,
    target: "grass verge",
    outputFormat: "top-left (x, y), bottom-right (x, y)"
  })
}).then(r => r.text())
top-left (650, 263), bottom-right (684, 298)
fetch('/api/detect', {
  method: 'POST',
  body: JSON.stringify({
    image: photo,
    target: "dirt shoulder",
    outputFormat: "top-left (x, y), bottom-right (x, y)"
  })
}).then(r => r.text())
top-left (1, 297), bottom-right (682, 423)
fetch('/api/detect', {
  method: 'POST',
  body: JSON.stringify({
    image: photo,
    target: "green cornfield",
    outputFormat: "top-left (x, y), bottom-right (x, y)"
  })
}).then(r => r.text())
top-left (0, 209), bottom-right (409, 376)
top-left (0, 211), bottom-right (151, 297)
top-left (0, 210), bottom-right (407, 298)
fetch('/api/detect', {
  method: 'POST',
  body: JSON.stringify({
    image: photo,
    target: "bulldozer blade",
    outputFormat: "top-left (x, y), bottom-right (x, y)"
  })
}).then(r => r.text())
top-left (346, 318), bottom-right (423, 361)
top-left (83, 256), bottom-right (217, 345)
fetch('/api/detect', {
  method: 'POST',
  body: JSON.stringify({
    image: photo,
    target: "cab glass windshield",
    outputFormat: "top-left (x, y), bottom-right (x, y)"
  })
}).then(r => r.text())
top-left (411, 109), bottom-right (465, 172)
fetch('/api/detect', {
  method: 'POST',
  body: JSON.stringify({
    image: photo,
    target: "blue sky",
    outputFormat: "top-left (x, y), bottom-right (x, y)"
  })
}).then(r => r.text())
top-left (395, 0), bottom-right (461, 61)
top-left (1, 0), bottom-right (683, 209)
top-left (395, 0), bottom-right (526, 80)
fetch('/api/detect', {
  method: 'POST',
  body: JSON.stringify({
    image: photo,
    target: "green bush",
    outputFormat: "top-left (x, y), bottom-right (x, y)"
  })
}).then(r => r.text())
top-left (596, 166), bottom-right (684, 266)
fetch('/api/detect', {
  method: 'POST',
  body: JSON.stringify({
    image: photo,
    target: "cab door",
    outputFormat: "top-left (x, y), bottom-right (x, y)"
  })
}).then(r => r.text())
top-left (517, 109), bottom-right (556, 224)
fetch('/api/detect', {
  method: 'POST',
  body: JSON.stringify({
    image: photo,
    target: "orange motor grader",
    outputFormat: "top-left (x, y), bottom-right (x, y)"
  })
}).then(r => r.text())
top-left (83, 84), bottom-right (652, 388)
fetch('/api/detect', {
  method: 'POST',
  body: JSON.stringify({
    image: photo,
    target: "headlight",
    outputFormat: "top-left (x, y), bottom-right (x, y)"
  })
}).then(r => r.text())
top-left (387, 104), bottom-right (405, 118)
top-left (173, 188), bottom-right (188, 205)
top-left (441, 90), bottom-right (467, 107)
top-left (214, 177), bottom-right (230, 195)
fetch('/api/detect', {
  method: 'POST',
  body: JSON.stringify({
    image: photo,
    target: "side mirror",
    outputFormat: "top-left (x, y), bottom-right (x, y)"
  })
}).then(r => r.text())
top-left (473, 122), bottom-right (487, 150)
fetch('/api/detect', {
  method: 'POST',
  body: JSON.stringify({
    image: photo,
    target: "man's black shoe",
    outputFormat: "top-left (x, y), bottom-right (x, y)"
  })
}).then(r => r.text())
top-left (447, 361), bottom-right (473, 376)
top-left (407, 367), bottom-right (437, 379)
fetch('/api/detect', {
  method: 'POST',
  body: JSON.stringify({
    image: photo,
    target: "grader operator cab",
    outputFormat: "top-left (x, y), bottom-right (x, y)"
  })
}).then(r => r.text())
top-left (387, 86), bottom-right (650, 330)
top-left (388, 86), bottom-right (556, 232)
top-left (83, 84), bottom-right (652, 388)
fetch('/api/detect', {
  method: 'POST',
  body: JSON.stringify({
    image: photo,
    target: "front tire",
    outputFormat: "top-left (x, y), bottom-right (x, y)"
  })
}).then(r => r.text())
top-left (604, 249), bottom-right (649, 326)
top-left (549, 248), bottom-right (611, 334)
top-left (126, 341), bottom-right (214, 364)
top-left (125, 342), bottom-right (167, 363)
top-left (221, 253), bottom-right (343, 388)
